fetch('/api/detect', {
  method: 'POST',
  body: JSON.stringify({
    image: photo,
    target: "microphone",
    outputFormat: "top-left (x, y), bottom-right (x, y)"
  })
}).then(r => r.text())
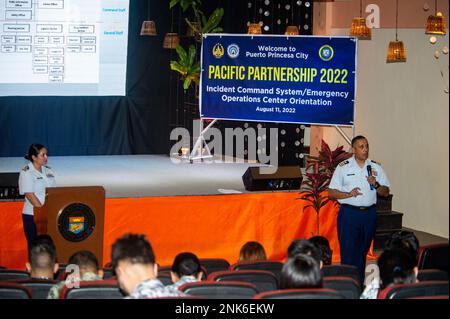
top-left (367, 165), bottom-right (374, 190)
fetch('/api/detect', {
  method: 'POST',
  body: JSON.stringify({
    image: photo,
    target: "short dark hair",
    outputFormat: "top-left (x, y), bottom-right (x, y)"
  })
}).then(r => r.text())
top-left (287, 239), bottom-right (321, 264)
top-left (28, 242), bottom-right (57, 271)
top-left (171, 252), bottom-right (202, 277)
top-left (309, 236), bottom-right (332, 266)
top-left (239, 241), bottom-right (267, 261)
top-left (384, 231), bottom-right (420, 264)
top-left (351, 135), bottom-right (367, 147)
top-left (111, 233), bottom-right (155, 269)
top-left (378, 248), bottom-right (417, 288)
top-left (280, 254), bottom-right (323, 289)
top-left (69, 250), bottom-right (100, 271)
top-left (32, 234), bottom-right (56, 251)
top-left (25, 144), bottom-right (46, 161)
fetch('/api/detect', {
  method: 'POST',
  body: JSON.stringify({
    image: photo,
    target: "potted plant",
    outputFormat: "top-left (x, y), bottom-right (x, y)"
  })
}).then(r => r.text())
top-left (169, 0), bottom-right (224, 91)
top-left (299, 140), bottom-right (352, 235)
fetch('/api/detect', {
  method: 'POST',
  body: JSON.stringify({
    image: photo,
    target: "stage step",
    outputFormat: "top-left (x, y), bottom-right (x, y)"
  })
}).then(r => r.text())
top-left (374, 210), bottom-right (404, 251)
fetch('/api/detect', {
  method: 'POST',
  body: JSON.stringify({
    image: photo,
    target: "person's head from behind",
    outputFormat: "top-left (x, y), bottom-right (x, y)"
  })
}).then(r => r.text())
top-left (378, 248), bottom-right (418, 289)
top-left (68, 250), bottom-right (103, 279)
top-left (309, 236), bottom-right (332, 266)
top-left (384, 231), bottom-right (420, 264)
top-left (25, 143), bottom-right (48, 167)
top-left (239, 241), bottom-right (267, 262)
top-left (111, 233), bottom-right (156, 295)
top-left (31, 234), bottom-right (56, 252)
top-left (26, 242), bottom-right (58, 279)
top-left (280, 254), bottom-right (323, 289)
top-left (170, 252), bottom-right (203, 283)
top-left (287, 239), bottom-right (323, 268)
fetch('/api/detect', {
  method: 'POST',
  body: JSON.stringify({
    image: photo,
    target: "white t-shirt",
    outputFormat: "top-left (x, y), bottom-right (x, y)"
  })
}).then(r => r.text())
top-left (18, 163), bottom-right (56, 215)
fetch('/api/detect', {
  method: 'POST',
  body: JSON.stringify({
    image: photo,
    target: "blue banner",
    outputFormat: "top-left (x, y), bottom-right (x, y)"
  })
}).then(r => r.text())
top-left (200, 34), bottom-right (357, 126)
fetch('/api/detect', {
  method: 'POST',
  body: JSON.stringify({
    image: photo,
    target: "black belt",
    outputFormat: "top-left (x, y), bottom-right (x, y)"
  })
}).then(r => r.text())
top-left (341, 204), bottom-right (376, 211)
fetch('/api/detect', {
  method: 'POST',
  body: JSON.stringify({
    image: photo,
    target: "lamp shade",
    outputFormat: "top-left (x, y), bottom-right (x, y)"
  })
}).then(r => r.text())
top-left (140, 21), bottom-right (157, 36)
top-left (163, 32), bottom-right (180, 49)
top-left (350, 17), bottom-right (371, 40)
top-left (285, 25), bottom-right (300, 35)
top-left (386, 40), bottom-right (407, 63)
top-left (248, 23), bottom-right (262, 34)
top-left (425, 14), bottom-right (447, 35)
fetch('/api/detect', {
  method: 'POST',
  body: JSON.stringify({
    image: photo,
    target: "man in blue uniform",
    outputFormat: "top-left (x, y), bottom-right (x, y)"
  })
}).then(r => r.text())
top-left (328, 136), bottom-right (390, 284)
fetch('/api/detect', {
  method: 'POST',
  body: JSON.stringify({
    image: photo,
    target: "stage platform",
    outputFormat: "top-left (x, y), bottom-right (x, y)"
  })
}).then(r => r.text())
top-left (0, 155), bottom-right (276, 198)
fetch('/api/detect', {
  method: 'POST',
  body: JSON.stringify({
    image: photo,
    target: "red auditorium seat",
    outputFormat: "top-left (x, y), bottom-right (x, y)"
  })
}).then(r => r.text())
top-left (254, 288), bottom-right (345, 299)
top-left (378, 281), bottom-right (449, 299)
top-left (417, 243), bottom-right (449, 273)
top-left (0, 282), bottom-right (32, 299)
top-left (0, 270), bottom-right (30, 281)
top-left (179, 281), bottom-right (259, 299)
top-left (59, 279), bottom-right (125, 299)
top-left (323, 276), bottom-right (361, 299)
top-left (207, 270), bottom-right (278, 292)
top-left (230, 261), bottom-right (283, 281)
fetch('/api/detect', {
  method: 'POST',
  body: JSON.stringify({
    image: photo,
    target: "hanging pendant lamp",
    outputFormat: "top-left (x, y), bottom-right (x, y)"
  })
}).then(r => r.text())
top-left (386, 0), bottom-right (406, 63)
top-left (350, 0), bottom-right (371, 40)
top-left (425, 0), bottom-right (447, 35)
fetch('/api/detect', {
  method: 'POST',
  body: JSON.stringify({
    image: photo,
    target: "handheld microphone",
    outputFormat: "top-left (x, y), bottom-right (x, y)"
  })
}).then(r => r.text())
top-left (367, 165), bottom-right (374, 190)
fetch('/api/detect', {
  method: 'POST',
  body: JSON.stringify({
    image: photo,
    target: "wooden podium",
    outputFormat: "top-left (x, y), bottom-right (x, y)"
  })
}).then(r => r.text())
top-left (35, 186), bottom-right (105, 266)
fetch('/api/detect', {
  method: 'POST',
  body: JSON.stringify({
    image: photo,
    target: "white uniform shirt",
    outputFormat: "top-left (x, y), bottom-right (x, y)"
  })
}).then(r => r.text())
top-left (329, 156), bottom-right (390, 207)
top-left (18, 163), bottom-right (56, 215)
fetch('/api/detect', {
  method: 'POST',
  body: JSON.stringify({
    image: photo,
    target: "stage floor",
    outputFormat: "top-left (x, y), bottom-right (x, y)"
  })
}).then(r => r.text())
top-left (0, 155), bottom-right (289, 198)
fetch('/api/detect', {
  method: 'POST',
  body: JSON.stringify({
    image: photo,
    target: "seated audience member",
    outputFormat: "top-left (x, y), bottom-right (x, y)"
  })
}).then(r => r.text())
top-left (239, 241), bottom-right (267, 262)
top-left (384, 230), bottom-right (420, 263)
top-left (166, 252), bottom-right (203, 291)
top-left (111, 233), bottom-right (186, 298)
top-left (280, 254), bottom-right (323, 289)
top-left (47, 250), bottom-right (104, 299)
top-left (26, 241), bottom-right (59, 280)
top-left (361, 231), bottom-right (420, 298)
top-left (360, 248), bottom-right (418, 299)
top-left (309, 236), bottom-right (333, 266)
top-left (287, 239), bottom-right (323, 269)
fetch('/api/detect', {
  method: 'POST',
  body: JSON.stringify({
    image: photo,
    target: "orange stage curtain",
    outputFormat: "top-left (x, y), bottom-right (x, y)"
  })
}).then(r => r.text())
top-left (0, 192), bottom-right (376, 270)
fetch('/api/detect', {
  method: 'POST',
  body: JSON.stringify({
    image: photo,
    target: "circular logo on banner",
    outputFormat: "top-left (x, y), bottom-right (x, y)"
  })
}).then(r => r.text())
top-left (58, 203), bottom-right (96, 242)
top-left (319, 45), bottom-right (334, 61)
top-left (227, 44), bottom-right (240, 58)
top-left (212, 43), bottom-right (224, 59)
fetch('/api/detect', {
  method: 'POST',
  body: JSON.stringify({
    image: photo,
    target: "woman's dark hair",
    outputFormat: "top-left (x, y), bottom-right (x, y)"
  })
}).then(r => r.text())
top-left (239, 241), bottom-right (267, 261)
top-left (378, 248), bottom-right (417, 288)
top-left (171, 252), bottom-right (202, 278)
top-left (25, 144), bottom-right (46, 161)
top-left (280, 254), bottom-right (323, 289)
top-left (287, 239), bottom-right (321, 264)
top-left (309, 236), bottom-right (333, 266)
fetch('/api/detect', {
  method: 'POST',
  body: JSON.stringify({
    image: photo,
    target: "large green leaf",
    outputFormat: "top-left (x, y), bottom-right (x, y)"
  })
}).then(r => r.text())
top-left (175, 45), bottom-right (188, 66)
top-left (202, 8), bottom-right (224, 34)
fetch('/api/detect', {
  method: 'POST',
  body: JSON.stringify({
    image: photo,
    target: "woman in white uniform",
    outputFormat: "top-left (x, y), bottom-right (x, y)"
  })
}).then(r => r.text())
top-left (18, 144), bottom-right (56, 250)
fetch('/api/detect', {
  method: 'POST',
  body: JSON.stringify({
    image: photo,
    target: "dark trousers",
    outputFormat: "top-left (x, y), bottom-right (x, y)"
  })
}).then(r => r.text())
top-left (22, 214), bottom-right (37, 252)
top-left (337, 205), bottom-right (377, 285)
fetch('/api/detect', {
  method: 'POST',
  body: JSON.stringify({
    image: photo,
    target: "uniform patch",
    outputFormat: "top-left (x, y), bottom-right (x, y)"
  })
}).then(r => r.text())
top-left (339, 160), bottom-right (350, 167)
top-left (371, 160), bottom-right (381, 165)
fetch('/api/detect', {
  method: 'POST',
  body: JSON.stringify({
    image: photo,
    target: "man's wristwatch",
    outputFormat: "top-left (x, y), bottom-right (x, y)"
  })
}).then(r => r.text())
top-left (374, 182), bottom-right (380, 189)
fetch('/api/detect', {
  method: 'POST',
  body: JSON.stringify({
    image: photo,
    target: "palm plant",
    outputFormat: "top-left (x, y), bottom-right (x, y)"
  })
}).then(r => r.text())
top-left (300, 140), bottom-right (352, 235)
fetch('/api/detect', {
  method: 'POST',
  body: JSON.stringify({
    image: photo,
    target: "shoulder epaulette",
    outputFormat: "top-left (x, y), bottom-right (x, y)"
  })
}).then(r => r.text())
top-left (371, 160), bottom-right (381, 165)
top-left (22, 165), bottom-right (29, 171)
top-left (44, 165), bottom-right (52, 169)
top-left (339, 160), bottom-right (350, 167)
